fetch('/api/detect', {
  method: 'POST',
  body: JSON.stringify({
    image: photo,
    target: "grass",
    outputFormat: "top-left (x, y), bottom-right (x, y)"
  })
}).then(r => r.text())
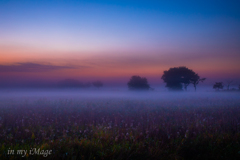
top-left (0, 96), bottom-right (239, 159)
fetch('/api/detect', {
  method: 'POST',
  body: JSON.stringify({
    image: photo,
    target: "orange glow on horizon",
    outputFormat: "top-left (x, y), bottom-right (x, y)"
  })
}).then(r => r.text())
top-left (1, 44), bottom-right (240, 83)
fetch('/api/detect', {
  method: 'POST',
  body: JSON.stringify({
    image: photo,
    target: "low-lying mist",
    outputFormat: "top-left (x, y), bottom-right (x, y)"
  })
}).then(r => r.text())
top-left (0, 88), bottom-right (239, 159)
top-left (1, 89), bottom-right (239, 104)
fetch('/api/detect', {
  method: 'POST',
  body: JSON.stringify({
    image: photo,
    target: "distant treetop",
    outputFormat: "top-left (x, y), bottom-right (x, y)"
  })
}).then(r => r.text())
top-left (161, 66), bottom-right (206, 91)
top-left (213, 82), bottom-right (224, 91)
top-left (127, 76), bottom-right (150, 90)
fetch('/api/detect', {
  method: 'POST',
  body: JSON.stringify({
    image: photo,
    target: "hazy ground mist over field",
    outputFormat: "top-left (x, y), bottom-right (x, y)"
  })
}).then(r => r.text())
top-left (0, 88), bottom-right (240, 159)
top-left (0, 89), bottom-right (239, 106)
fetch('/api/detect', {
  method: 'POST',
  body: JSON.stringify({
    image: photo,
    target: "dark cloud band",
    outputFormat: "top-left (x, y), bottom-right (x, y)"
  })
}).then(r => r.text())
top-left (0, 62), bottom-right (84, 72)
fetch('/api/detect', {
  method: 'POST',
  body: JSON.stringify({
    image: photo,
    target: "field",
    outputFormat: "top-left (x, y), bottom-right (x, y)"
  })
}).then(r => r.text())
top-left (0, 91), bottom-right (240, 160)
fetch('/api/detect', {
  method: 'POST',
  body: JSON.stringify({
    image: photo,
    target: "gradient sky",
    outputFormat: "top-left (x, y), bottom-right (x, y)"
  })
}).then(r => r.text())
top-left (0, 0), bottom-right (240, 86)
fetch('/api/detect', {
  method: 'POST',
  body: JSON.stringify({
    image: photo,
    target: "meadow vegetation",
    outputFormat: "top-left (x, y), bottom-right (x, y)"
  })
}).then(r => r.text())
top-left (0, 95), bottom-right (240, 160)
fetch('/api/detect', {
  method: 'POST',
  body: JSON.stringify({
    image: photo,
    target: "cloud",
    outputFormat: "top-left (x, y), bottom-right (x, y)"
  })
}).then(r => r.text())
top-left (0, 62), bottom-right (85, 72)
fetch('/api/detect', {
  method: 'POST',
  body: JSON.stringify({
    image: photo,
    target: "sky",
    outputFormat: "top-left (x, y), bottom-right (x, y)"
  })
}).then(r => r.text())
top-left (0, 0), bottom-right (240, 87)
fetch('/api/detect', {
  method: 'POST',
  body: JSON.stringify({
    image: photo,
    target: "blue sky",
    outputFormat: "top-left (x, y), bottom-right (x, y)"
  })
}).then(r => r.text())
top-left (1, 0), bottom-right (239, 52)
top-left (0, 0), bottom-right (240, 85)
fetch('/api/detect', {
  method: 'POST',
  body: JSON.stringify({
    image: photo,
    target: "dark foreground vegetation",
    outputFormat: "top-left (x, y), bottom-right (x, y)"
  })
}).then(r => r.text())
top-left (0, 97), bottom-right (240, 160)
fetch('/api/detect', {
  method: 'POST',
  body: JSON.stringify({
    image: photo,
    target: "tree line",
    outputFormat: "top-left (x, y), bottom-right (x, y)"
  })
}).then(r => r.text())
top-left (128, 66), bottom-right (206, 91)
top-left (127, 66), bottom-right (239, 91)
top-left (213, 81), bottom-right (240, 91)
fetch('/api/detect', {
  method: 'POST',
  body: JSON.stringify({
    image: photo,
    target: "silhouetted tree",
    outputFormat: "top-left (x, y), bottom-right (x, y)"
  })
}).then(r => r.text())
top-left (213, 82), bottom-right (224, 91)
top-left (161, 66), bottom-right (205, 91)
top-left (161, 67), bottom-right (184, 91)
top-left (92, 81), bottom-right (103, 88)
top-left (127, 76), bottom-right (150, 90)
top-left (190, 74), bottom-right (206, 91)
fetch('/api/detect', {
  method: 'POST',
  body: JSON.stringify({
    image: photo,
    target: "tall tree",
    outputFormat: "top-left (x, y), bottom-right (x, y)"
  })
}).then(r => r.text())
top-left (178, 67), bottom-right (196, 91)
top-left (190, 74), bottom-right (206, 91)
top-left (161, 67), bottom-right (184, 91)
top-left (161, 66), bottom-right (205, 91)
top-left (162, 67), bottom-right (206, 90)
